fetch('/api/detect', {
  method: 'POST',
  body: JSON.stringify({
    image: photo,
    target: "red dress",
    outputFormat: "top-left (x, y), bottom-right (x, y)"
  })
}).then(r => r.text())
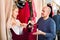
top-left (10, 24), bottom-right (37, 40)
top-left (17, 1), bottom-right (30, 23)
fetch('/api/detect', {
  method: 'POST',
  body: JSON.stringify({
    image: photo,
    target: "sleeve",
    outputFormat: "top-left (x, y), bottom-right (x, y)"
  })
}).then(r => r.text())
top-left (45, 20), bottom-right (56, 38)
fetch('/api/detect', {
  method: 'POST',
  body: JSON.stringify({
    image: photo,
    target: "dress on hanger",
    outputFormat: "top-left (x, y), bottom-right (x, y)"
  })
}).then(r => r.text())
top-left (17, 1), bottom-right (30, 23)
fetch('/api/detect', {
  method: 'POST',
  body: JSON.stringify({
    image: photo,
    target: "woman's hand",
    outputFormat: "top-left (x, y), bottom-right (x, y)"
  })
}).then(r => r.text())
top-left (20, 23), bottom-right (27, 28)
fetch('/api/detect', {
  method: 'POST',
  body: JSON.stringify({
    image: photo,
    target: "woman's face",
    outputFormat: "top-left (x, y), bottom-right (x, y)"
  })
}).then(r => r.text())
top-left (13, 8), bottom-right (18, 18)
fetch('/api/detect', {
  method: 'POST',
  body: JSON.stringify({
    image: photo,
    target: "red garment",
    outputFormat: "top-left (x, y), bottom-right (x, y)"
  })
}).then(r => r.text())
top-left (28, 24), bottom-right (37, 40)
top-left (17, 1), bottom-right (30, 23)
top-left (10, 28), bottom-right (24, 40)
top-left (52, 10), bottom-right (54, 17)
top-left (10, 24), bottom-right (37, 40)
top-left (23, 24), bottom-right (37, 40)
top-left (31, 0), bottom-right (37, 17)
top-left (31, 0), bottom-right (37, 22)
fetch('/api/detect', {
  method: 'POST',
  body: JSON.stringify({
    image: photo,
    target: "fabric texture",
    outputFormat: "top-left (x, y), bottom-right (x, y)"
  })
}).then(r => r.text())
top-left (10, 24), bottom-right (37, 40)
top-left (17, 1), bottom-right (30, 23)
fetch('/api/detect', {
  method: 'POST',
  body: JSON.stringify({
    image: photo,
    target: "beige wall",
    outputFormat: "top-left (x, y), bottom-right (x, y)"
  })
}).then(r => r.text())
top-left (0, 0), bottom-right (13, 40)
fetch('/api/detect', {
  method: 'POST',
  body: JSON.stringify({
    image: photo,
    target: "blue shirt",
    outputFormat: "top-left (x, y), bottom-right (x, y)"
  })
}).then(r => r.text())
top-left (53, 14), bottom-right (60, 31)
top-left (37, 17), bottom-right (56, 40)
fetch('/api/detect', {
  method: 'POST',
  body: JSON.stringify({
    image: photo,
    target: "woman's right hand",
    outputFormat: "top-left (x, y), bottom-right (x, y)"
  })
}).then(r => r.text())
top-left (20, 23), bottom-right (27, 28)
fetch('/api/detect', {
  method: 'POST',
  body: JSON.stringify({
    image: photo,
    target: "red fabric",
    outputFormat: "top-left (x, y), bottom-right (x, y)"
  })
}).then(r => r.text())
top-left (31, 0), bottom-right (37, 17)
top-left (10, 24), bottom-right (37, 40)
top-left (52, 11), bottom-right (54, 17)
top-left (10, 28), bottom-right (24, 40)
top-left (17, 1), bottom-right (30, 23)
top-left (31, 0), bottom-right (37, 22)
top-left (23, 24), bottom-right (37, 40)
top-left (28, 24), bottom-right (37, 40)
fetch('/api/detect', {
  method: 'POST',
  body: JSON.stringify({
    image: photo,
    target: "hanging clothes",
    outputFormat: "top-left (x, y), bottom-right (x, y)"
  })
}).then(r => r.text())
top-left (29, 0), bottom-right (36, 23)
top-left (17, 1), bottom-right (30, 23)
top-left (28, 1), bottom-right (33, 17)
top-left (52, 9), bottom-right (54, 17)
top-left (31, 0), bottom-right (37, 18)
top-left (31, 0), bottom-right (42, 22)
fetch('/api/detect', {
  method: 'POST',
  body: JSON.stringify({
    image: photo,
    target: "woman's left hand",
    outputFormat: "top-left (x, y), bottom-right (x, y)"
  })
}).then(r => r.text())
top-left (20, 23), bottom-right (27, 28)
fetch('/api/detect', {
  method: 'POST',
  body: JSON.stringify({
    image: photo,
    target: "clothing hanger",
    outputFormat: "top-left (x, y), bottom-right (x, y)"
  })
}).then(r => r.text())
top-left (13, 0), bottom-right (25, 8)
top-left (25, 0), bottom-right (32, 2)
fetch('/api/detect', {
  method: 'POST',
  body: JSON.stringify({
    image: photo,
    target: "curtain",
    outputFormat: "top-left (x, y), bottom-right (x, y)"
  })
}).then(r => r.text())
top-left (0, 0), bottom-right (7, 40)
top-left (32, 0), bottom-right (42, 22)
top-left (5, 0), bottom-right (13, 40)
top-left (0, 0), bottom-right (13, 40)
top-left (5, 0), bottom-right (13, 22)
top-left (0, 10), bottom-right (1, 40)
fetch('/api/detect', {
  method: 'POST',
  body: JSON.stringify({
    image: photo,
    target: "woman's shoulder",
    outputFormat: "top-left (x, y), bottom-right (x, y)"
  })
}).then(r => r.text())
top-left (16, 19), bottom-right (21, 26)
top-left (16, 19), bottom-right (20, 22)
top-left (16, 19), bottom-right (21, 23)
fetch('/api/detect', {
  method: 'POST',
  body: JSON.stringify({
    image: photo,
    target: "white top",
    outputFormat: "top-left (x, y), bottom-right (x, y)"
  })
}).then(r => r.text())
top-left (10, 20), bottom-right (23, 35)
top-left (21, 0), bottom-right (25, 1)
top-left (11, 26), bottom-right (23, 35)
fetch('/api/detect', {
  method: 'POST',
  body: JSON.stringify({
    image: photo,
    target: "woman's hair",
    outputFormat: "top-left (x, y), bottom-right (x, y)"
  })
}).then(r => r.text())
top-left (47, 3), bottom-right (52, 18)
top-left (12, 5), bottom-right (18, 11)
top-left (7, 5), bottom-right (18, 29)
top-left (12, 5), bottom-right (18, 18)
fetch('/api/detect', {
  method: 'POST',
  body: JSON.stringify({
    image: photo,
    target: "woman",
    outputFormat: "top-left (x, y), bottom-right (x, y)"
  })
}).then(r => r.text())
top-left (7, 5), bottom-right (27, 40)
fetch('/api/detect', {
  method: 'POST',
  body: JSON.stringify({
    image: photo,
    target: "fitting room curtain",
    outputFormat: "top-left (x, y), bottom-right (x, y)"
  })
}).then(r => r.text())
top-left (0, 0), bottom-right (13, 40)
top-left (32, 0), bottom-right (42, 22)
top-left (0, 0), bottom-right (7, 40)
